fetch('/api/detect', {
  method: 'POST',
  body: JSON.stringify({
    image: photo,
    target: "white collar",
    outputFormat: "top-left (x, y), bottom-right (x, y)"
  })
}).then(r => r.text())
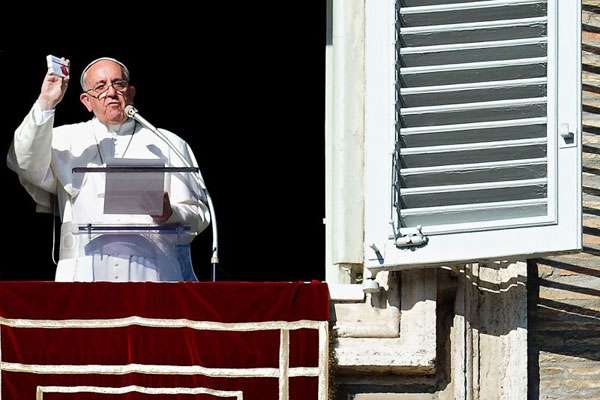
top-left (94, 117), bottom-right (136, 136)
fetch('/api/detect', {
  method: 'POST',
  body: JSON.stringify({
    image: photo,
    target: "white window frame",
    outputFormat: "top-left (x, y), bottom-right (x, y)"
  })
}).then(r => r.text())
top-left (364, 0), bottom-right (581, 270)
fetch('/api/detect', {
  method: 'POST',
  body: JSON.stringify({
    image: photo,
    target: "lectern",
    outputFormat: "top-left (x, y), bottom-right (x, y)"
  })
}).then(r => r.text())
top-left (69, 160), bottom-right (203, 281)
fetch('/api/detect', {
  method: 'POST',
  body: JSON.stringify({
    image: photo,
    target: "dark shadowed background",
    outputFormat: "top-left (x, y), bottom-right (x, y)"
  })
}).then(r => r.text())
top-left (0, 4), bottom-right (325, 281)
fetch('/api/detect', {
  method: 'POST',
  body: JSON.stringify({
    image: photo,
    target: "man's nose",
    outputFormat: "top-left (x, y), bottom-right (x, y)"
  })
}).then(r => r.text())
top-left (106, 84), bottom-right (119, 97)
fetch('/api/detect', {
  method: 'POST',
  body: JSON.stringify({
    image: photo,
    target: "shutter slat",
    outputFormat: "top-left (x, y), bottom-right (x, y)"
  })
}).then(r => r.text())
top-left (401, 157), bottom-right (547, 175)
top-left (401, 163), bottom-right (547, 187)
top-left (399, 178), bottom-right (547, 195)
top-left (401, 210), bottom-right (550, 236)
top-left (400, 198), bottom-right (547, 216)
top-left (401, 157), bottom-right (548, 176)
top-left (400, 17), bottom-right (547, 35)
top-left (400, 78), bottom-right (546, 95)
top-left (400, 57), bottom-right (546, 74)
top-left (400, 3), bottom-right (546, 26)
top-left (400, 0), bottom-right (546, 15)
top-left (400, 117), bottom-right (547, 135)
top-left (400, 37), bottom-right (547, 55)
top-left (399, 137), bottom-right (547, 155)
top-left (400, 97), bottom-right (546, 115)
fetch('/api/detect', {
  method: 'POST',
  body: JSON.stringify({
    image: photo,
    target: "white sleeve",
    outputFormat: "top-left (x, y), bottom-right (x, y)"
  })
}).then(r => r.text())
top-left (164, 141), bottom-right (211, 240)
top-left (31, 101), bottom-right (56, 126)
top-left (6, 102), bottom-right (58, 211)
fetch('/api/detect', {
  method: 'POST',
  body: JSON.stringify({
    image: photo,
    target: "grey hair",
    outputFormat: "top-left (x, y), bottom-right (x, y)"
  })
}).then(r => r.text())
top-left (80, 57), bottom-right (130, 91)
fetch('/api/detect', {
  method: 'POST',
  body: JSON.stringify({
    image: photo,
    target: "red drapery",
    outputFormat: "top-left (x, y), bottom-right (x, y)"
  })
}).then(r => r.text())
top-left (0, 281), bottom-right (329, 400)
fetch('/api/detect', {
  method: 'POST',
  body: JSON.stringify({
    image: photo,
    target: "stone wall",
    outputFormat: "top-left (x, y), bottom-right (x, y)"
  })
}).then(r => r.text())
top-left (528, 1), bottom-right (600, 399)
top-left (332, 263), bottom-right (529, 400)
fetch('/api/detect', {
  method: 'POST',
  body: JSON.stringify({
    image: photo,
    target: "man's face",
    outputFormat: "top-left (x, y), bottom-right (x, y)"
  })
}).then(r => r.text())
top-left (79, 60), bottom-right (136, 125)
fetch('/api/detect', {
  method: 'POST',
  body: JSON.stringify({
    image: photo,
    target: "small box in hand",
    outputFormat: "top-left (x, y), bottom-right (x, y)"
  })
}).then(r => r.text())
top-left (46, 55), bottom-right (70, 78)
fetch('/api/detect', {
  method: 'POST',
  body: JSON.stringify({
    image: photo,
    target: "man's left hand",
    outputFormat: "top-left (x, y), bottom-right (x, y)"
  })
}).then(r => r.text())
top-left (152, 192), bottom-right (173, 223)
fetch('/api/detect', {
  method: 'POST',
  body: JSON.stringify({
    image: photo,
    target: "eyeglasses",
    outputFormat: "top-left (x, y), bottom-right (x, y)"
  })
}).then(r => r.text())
top-left (86, 79), bottom-right (129, 97)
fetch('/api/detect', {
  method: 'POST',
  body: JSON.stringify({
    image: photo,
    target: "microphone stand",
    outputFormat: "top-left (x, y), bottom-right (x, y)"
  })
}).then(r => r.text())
top-left (125, 105), bottom-right (219, 281)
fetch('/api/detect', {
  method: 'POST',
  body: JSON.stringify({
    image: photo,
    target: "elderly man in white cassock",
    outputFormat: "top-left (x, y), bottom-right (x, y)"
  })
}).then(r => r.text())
top-left (7, 57), bottom-right (210, 282)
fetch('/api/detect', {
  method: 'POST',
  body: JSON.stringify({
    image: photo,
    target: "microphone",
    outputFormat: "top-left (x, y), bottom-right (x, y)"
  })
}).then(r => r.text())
top-left (124, 104), bottom-right (220, 280)
top-left (124, 105), bottom-right (159, 133)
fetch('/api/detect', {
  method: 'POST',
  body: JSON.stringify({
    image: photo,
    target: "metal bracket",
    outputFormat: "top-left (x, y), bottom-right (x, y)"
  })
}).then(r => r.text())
top-left (559, 123), bottom-right (576, 148)
top-left (390, 222), bottom-right (428, 249)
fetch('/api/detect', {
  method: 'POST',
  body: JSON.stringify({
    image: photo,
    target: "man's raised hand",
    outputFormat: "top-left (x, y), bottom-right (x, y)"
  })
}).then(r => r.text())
top-left (37, 58), bottom-right (70, 111)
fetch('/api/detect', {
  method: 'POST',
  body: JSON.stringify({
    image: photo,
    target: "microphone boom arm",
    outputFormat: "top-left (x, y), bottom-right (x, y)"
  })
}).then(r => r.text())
top-left (125, 105), bottom-right (219, 280)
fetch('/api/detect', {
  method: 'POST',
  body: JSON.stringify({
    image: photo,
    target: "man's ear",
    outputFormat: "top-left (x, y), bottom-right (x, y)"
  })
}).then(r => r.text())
top-left (126, 85), bottom-right (136, 104)
top-left (79, 93), bottom-right (93, 112)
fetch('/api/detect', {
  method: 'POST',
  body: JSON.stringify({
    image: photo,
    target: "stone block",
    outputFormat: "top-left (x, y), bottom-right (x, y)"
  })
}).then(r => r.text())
top-left (352, 395), bottom-right (435, 400)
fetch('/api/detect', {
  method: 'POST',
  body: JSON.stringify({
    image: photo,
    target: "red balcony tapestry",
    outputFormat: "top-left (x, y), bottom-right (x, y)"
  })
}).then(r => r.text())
top-left (0, 281), bottom-right (330, 400)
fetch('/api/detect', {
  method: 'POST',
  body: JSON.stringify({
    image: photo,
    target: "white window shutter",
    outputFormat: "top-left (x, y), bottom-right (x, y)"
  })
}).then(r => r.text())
top-left (364, 0), bottom-right (581, 270)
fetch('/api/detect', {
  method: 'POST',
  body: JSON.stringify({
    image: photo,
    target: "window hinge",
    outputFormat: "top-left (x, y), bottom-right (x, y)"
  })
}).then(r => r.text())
top-left (559, 123), bottom-right (576, 148)
top-left (390, 222), bottom-right (428, 249)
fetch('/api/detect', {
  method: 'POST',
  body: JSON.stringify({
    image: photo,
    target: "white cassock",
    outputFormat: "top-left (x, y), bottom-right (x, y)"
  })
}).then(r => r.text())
top-left (7, 102), bottom-right (210, 282)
